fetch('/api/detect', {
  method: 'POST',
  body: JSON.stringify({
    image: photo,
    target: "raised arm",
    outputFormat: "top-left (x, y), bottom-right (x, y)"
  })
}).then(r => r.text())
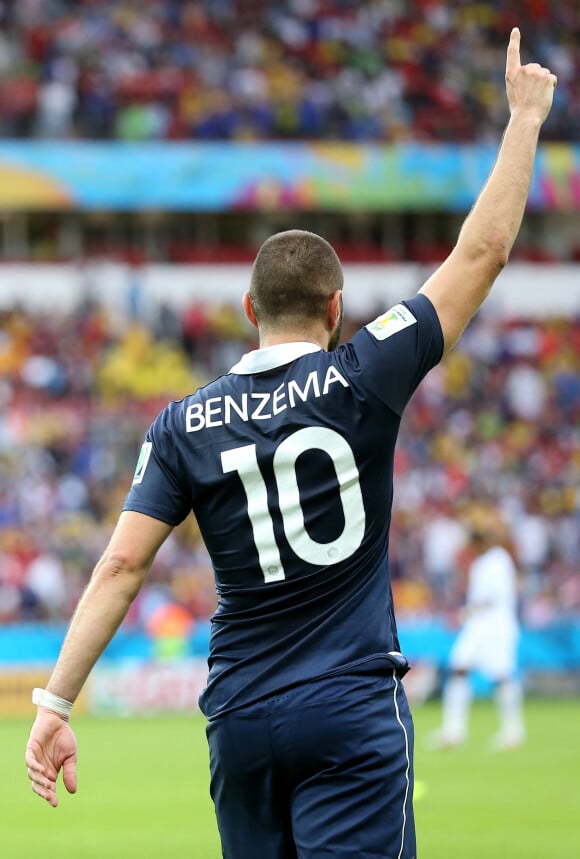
top-left (420, 28), bottom-right (557, 354)
top-left (25, 510), bottom-right (173, 806)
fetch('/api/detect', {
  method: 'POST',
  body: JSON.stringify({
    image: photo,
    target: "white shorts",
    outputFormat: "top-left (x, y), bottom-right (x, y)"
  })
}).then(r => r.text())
top-left (448, 612), bottom-right (519, 680)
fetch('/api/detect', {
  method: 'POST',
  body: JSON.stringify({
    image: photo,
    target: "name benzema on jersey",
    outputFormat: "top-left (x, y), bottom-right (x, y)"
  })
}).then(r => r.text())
top-left (186, 366), bottom-right (349, 433)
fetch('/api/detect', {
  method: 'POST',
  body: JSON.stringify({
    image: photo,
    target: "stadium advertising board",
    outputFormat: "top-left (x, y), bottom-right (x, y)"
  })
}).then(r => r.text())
top-left (88, 659), bottom-right (209, 716)
top-left (0, 669), bottom-right (88, 716)
top-left (0, 142), bottom-right (577, 211)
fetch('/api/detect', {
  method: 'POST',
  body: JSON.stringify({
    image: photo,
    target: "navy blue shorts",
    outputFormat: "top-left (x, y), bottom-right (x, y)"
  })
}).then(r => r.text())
top-left (206, 671), bottom-right (416, 858)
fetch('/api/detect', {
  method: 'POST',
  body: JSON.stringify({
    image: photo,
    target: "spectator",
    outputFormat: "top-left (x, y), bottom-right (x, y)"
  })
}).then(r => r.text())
top-left (0, 1), bottom-right (577, 142)
top-left (421, 500), bottom-right (468, 610)
top-left (25, 551), bottom-right (67, 620)
top-left (0, 294), bottom-right (578, 627)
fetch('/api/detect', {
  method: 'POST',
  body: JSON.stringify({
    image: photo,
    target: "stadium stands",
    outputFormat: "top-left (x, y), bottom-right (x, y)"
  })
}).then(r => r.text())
top-left (0, 296), bottom-right (578, 625)
top-left (0, 0), bottom-right (577, 142)
top-left (0, 2), bottom-right (578, 633)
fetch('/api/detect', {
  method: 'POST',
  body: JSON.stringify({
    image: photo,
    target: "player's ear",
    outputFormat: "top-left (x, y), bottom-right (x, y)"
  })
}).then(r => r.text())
top-left (327, 290), bottom-right (342, 330)
top-left (242, 291), bottom-right (259, 329)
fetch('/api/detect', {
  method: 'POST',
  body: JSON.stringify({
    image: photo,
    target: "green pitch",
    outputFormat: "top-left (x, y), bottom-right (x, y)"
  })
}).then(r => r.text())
top-left (7, 698), bottom-right (580, 858)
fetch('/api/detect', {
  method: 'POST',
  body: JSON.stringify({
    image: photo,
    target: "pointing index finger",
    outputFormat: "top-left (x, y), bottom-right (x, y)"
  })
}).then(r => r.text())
top-left (506, 27), bottom-right (521, 77)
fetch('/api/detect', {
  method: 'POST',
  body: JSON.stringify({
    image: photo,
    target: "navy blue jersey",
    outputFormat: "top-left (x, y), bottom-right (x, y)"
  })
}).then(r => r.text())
top-left (123, 293), bottom-right (443, 717)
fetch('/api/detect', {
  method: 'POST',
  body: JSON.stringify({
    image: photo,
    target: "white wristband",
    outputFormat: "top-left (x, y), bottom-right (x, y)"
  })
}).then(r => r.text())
top-left (32, 687), bottom-right (74, 718)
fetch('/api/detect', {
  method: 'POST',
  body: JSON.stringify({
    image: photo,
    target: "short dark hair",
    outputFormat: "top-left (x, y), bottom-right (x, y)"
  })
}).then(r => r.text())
top-left (249, 230), bottom-right (343, 328)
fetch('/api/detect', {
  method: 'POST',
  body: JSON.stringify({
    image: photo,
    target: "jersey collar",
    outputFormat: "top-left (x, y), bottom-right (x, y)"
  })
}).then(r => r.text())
top-left (229, 342), bottom-right (322, 375)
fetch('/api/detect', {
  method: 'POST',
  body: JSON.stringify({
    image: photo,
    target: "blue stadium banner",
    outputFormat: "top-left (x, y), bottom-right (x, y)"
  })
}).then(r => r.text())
top-left (0, 142), bottom-right (578, 212)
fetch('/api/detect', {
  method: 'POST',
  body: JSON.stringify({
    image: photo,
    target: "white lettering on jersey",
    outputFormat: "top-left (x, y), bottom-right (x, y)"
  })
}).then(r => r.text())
top-left (272, 383), bottom-right (287, 415)
top-left (288, 370), bottom-right (320, 406)
top-left (366, 304), bottom-right (417, 340)
top-left (225, 394), bottom-right (248, 423)
top-left (186, 366), bottom-right (349, 433)
top-left (322, 365), bottom-right (349, 395)
top-left (132, 441), bottom-right (152, 484)
top-left (186, 403), bottom-right (204, 432)
top-left (250, 392), bottom-right (272, 420)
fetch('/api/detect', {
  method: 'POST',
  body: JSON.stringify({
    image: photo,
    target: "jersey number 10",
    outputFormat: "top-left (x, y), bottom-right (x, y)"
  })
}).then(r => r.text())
top-left (221, 426), bottom-right (366, 583)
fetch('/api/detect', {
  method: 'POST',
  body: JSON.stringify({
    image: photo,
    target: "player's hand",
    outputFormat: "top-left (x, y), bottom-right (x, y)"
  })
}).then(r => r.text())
top-left (505, 27), bottom-right (557, 124)
top-left (25, 710), bottom-right (78, 808)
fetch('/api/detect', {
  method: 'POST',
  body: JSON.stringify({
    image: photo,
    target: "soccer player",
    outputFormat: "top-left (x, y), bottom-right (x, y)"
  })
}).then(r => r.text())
top-left (26, 30), bottom-right (555, 858)
top-left (431, 512), bottom-right (526, 750)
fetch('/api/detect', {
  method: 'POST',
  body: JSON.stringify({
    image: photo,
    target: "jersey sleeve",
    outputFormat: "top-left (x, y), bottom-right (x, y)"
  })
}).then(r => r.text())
top-left (349, 292), bottom-right (444, 416)
top-left (123, 406), bottom-right (191, 526)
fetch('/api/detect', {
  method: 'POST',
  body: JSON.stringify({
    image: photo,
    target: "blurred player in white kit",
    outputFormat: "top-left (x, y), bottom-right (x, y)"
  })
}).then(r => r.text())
top-left (433, 510), bottom-right (525, 749)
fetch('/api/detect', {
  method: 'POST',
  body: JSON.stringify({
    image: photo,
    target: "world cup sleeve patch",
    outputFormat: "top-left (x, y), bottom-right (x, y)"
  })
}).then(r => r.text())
top-left (366, 304), bottom-right (417, 340)
top-left (132, 441), bottom-right (152, 484)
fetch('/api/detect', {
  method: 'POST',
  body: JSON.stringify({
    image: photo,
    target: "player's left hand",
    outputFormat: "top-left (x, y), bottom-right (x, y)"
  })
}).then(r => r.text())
top-left (505, 27), bottom-right (557, 125)
top-left (25, 710), bottom-right (78, 807)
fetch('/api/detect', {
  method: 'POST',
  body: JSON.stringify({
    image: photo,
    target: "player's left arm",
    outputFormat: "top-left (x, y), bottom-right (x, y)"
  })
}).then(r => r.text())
top-left (26, 511), bottom-right (173, 806)
top-left (420, 28), bottom-right (556, 355)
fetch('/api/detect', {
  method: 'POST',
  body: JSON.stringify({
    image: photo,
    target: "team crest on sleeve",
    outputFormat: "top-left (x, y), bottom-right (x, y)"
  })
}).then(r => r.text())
top-left (366, 304), bottom-right (417, 340)
top-left (132, 441), bottom-right (152, 484)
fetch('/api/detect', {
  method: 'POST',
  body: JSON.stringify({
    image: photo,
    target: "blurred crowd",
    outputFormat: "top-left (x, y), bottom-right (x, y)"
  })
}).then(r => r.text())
top-left (1, 290), bottom-right (579, 629)
top-left (0, 0), bottom-right (577, 142)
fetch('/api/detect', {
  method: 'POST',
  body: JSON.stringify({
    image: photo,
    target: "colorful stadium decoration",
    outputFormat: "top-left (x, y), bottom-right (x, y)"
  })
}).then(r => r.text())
top-left (0, 142), bottom-right (578, 211)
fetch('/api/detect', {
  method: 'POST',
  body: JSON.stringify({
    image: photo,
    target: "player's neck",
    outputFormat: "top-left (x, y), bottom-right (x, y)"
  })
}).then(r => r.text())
top-left (258, 327), bottom-right (329, 351)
